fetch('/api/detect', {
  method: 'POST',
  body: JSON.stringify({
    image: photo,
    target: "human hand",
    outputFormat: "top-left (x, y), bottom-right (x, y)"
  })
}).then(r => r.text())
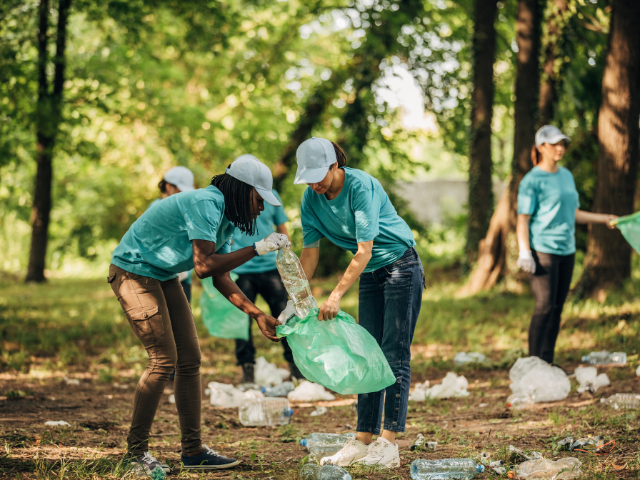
top-left (606, 214), bottom-right (618, 229)
top-left (318, 294), bottom-right (340, 321)
top-left (517, 250), bottom-right (536, 274)
top-left (254, 233), bottom-right (291, 256)
top-left (277, 300), bottom-right (297, 325)
top-left (255, 313), bottom-right (281, 342)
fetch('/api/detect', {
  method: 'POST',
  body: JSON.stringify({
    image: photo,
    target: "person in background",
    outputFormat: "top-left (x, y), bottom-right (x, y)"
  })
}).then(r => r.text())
top-left (516, 125), bottom-right (617, 365)
top-left (228, 155), bottom-right (302, 384)
top-left (293, 137), bottom-right (424, 469)
top-left (152, 166), bottom-right (196, 302)
top-left (109, 157), bottom-right (289, 476)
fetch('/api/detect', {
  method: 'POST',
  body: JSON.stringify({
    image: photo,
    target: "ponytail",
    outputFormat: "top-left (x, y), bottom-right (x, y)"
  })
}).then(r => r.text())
top-left (530, 145), bottom-right (541, 166)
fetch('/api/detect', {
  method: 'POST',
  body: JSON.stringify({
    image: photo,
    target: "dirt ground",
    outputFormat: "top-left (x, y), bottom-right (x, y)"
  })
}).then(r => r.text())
top-left (1, 365), bottom-right (639, 479)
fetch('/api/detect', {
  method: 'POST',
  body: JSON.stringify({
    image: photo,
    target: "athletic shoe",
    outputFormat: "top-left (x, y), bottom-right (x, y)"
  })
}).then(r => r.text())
top-left (240, 363), bottom-right (255, 384)
top-left (126, 452), bottom-right (168, 477)
top-left (354, 437), bottom-right (400, 468)
top-left (320, 438), bottom-right (369, 466)
top-left (181, 445), bottom-right (240, 470)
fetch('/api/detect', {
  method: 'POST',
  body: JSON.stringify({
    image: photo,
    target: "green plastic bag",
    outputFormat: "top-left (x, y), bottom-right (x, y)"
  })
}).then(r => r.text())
top-left (200, 274), bottom-right (249, 340)
top-left (615, 211), bottom-right (640, 254)
top-left (276, 308), bottom-right (395, 395)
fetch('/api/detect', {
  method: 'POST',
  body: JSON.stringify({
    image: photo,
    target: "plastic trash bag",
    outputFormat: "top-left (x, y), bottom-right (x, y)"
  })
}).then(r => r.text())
top-left (207, 381), bottom-right (263, 408)
top-left (425, 372), bottom-right (469, 399)
top-left (574, 366), bottom-right (610, 393)
top-left (409, 381), bottom-right (430, 402)
top-left (508, 356), bottom-right (570, 403)
top-left (200, 274), bottom-right (249, 341)
top-left (288, 381), bottom-right (336, 402)
top-left (276, 308), bottom-right (395, 395)
top-left (255, 356), bottom-right (291, 387)
top-left (615, 211), bottom-right (640, 255)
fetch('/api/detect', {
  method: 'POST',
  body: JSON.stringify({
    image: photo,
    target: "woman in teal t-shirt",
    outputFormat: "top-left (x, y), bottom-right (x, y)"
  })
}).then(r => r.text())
top-left (294, 137), bottom-right (424, 469)
top-left (516, 125), bottom-right (617, 364)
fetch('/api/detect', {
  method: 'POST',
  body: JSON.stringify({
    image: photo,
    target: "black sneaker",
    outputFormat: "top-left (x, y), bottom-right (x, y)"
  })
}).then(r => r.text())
top-left (181, 445), bottom-right (240, 470)
top-left (240, 363), bottom-right (255, 384)
top-left (126, 452), bottom-right (168, 477)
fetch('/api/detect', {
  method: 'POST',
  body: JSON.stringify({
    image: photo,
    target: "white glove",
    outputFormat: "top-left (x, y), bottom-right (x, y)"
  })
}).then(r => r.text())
top-left (277, 300), bottom-right (297, 325)
top-left (254, 233), bottom-right (291, 256)
top-left (177, 271), bottom-right (190, 282)
top-left (517, 250), bottom-right (536, 274)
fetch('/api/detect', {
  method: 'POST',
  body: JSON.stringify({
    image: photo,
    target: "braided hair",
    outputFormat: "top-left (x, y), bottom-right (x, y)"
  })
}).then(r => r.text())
top-left (210, 172), bottom-right (257, 235)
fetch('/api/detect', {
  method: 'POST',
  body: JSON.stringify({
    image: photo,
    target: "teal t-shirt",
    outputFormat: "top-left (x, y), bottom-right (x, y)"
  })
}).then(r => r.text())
top-left (112, 186), bottom-right (234, 281)
top-left (517, 166), bottom-right (580, 256)
top-left (231, 190), bottom-right (288, 275)
top-left (300, 167), bottom-right (416, 273)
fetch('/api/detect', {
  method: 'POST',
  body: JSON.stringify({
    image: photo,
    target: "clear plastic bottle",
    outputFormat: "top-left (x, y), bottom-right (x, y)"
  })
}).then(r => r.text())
top-left (238, 398), bottom-right (293, 426)
top-left (600, 393), bottom-right (640, 409)
top-left (299, 463), bottom-right (352, 480)
top-left (276, 247), bottom-right (317, 318)
top-left (410, 459), bottom-right (485, 480)
top-left (300, 433), bottom-right (356, 461)
top-left (581, 351), bottom-right (627, 365)
top-left (261, 381), bottom-right (295, 397)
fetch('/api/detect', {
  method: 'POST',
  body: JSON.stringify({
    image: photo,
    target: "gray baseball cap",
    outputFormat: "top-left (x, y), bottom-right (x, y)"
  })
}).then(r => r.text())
top-left (226, 155), bottom-right (281, 206)
top-left (294, 137), bottom-right (337, 185)
top-left (164, 166), bottom-right (195, 192)
top-left (535, 125), bottom-right (570, 147)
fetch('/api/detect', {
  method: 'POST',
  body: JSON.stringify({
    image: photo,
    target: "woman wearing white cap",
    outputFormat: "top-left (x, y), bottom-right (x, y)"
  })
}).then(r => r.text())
top-left (517, 125), bottom-right (617, 365)
top-left (108, 157), bottom-right (289, 476)
top-left (293, 137), bottom-right (424, 468)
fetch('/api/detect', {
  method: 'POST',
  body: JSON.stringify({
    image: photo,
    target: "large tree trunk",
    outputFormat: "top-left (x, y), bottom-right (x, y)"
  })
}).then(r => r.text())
top-left (462, 0), bottom-right (541, 294)
top-left (26, 0), bottom-right (71, 283)
top-left (465, 0), bottom-right (498, 268)
top-left (538, 0), bottom-right (568, 126)
top-left (577, 0), bottom-right (640, 297)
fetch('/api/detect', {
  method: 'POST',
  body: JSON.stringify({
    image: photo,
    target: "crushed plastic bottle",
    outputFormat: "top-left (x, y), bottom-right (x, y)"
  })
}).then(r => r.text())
top-left (600, 393), bottom-right (640, 409)
top-left (410, 433), bottom-right (437, 451)
top-left (515, 458), bottom-right (581, 480)
top-left (301, 433), bottom-right (356, 461)
top-left (453, 352), bottom-right (486, 365)
top-left (410, 459), bottom-right (485, 480)
top-left (261, 381), bottom-right (295, 397)
top-left (299, 463), bottom-right (352, 480)
top-left (238, 398), bottom-right (293, 426)
top-left (581, 351), bottom-right (627, 366)
top-left (557, 435), bottom-right (607, 452)
top-left (276, 247), bottom-right (317, 318)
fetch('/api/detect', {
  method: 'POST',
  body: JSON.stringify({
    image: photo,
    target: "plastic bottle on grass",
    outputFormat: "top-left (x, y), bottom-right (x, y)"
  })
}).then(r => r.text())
top-left (301, 433), bottom-right (356, 461)
top-left (410, 459), bottom-right (485, 480)
top-left (600, 393), bottom-right (640, 409)
top-left (515, 458), bottom-right (581, 480)
top-left (299, 463), bottom-right (352, 480)
top-left (261, 381), bottom-right (294, 397)
top-left (276, 247), bottom-right (317, 318)
top-left (581, 351), bottom-right (627, 365)
top-left (238, 398), bottom-right (293, 426)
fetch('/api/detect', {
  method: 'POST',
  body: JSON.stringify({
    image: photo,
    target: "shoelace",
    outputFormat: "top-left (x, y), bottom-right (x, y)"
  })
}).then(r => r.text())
top-left (202, 445), bottom-right (219, 456)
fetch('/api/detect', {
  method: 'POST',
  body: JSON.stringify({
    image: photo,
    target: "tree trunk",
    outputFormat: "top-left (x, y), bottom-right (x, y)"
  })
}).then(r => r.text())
top-left (577, 0), bottom-right (640, 297)
top-left (538, 0), bottom-right (569, 126)
top-left (463, 0), bottom-right (541, 294)
top-left (465, 0), bottom-right (498, 268)
top-left (26, 0), bottom-right (71, 283)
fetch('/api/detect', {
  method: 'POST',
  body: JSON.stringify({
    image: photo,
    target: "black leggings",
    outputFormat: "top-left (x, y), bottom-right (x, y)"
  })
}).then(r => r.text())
top-left (528, 250), bottom-right (575, 364)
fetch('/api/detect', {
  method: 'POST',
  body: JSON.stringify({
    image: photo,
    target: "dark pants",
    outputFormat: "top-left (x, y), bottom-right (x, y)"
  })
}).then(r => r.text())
top-left (528, 250), bottom-right (575, 364)
top-left (234, 269), bottom-right (293, 365)
top-left (356, 248), bottom-right (424, 434)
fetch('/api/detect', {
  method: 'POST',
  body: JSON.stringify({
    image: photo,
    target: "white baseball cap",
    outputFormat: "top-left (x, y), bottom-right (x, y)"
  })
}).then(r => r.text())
top-left (226, 155), bottom-right (281, 206)
top-left (535, 125), bottom-right (570, 147)
top-left (164, 166), bottom-right (195, 192)
top-left (294, 137), bottom-right (337, 185)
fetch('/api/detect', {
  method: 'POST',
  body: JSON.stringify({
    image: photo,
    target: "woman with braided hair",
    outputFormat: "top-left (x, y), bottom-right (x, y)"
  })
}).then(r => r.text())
top-left (108, 156), bottom-right (289, 476)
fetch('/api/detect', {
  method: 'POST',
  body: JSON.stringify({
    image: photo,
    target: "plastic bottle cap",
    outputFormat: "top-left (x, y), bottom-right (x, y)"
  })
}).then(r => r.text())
top-left (581, 356), bottom-right (587, 362)
top-left (478, 465), bottom-right (486, 473)
top-left (260, 387), bottom-right (266, 393)
top-left (300, 439), bottom-right (307, 446)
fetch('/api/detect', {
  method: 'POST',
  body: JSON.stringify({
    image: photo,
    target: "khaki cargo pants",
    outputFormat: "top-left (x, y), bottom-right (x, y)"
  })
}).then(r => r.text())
top-left (108, 264), bottom-right (202, 455)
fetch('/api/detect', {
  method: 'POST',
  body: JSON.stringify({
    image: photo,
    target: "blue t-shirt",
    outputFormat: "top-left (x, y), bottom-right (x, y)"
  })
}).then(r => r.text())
top-left (112, 186), bottom-right (234, 281)
top-left (231, 190), bottom-right (288, 275)
top-left (301, 167), bottom-right (415, 272)
top-left (517, 166), bottom-right (580, 255)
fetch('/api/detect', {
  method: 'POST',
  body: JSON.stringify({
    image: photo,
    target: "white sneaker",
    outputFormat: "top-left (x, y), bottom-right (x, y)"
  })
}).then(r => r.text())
top-left (354, 437), bottom-right (400, 468)
top-left (320, 438), bottom-right (369, 466)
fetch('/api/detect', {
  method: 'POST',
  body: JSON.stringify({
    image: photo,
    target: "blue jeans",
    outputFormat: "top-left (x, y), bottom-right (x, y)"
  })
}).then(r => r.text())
top-left (357, 247), bottom-right (424, 434)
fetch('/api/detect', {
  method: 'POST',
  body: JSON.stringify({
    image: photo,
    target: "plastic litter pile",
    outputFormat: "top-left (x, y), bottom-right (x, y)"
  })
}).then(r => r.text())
top-left (255, 356), bottom-right (291, 387)
top-left (557, 435), bottom-right (610, 453)
top-left (288, 381), bottom-right (336, 402)
top-left (454, 352), bottom-right (486, 365)
top-left (507, 357), bottom-right (570, 407)
top-left (515, 458), bottom-right (581, 480)
top-left (409, 381), bottom-right (430, 402)
top-left (574, 366), bottom-right (610, 393)
top-left (410, 434), bottom-right (437, 452)
top-left (207, 381), bottom-right (264, 408)
top-left (410, 372), bottom-right (469, 401)
top-left (480, 451), bottom-right (506, 476)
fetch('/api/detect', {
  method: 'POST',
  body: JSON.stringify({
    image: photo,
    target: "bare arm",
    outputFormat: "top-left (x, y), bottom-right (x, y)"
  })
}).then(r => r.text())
top-left (276, 223), bottom-right (289, 238)
top-left (300, 246), bottom-right (320, 280)
top-left (318, 241), bottom-right (373, 321)
top-left (192, 239), bottom-right (255, 279)
top-left (575, 209), bottom-right (617, 227)
top-left (212, 272), bottom-right (280, 341)
top-left (516, 214), bottom-right (531, 252)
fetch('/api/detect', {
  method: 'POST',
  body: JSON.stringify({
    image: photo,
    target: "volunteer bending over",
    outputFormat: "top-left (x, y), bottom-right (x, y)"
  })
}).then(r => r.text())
top-left (109, 157), bottom-right (288, 476)
top-left (294, 137), bottom-right (424, 469)
top-left (517, 125), bottom-right (617, 365)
